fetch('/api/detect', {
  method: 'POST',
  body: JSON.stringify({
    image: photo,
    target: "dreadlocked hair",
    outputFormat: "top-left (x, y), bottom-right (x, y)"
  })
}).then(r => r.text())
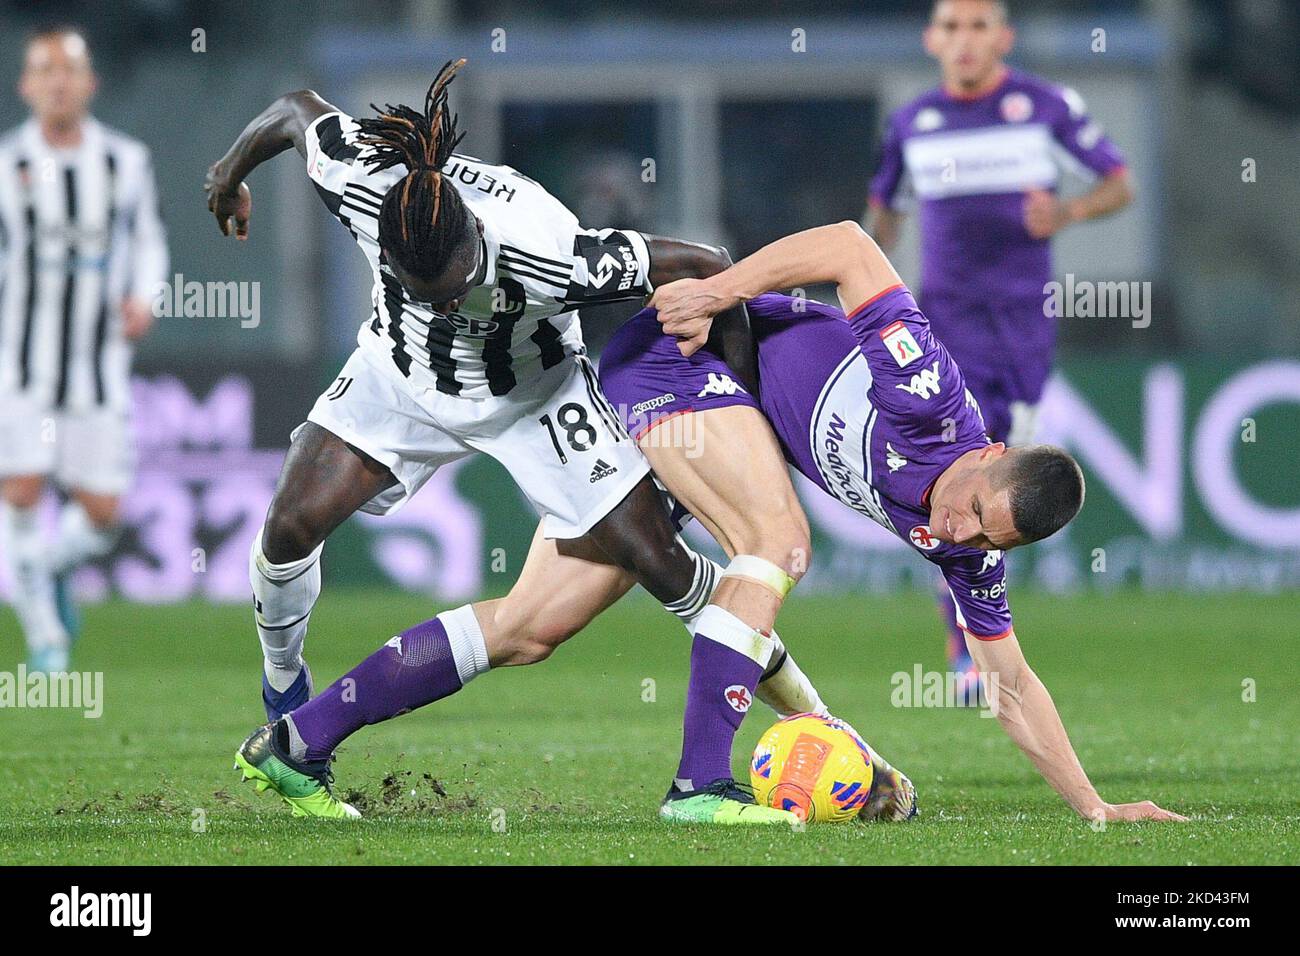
top-left (354, 58), bottom-right (471, 283)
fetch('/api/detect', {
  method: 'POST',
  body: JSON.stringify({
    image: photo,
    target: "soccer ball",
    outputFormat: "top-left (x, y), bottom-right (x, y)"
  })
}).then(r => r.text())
top-left (749, 713), bottom-right (874, 823)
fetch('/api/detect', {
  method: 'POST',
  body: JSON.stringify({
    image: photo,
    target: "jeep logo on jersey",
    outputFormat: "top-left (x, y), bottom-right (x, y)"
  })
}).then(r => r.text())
top-left (443, 313), bottom-right (501, 337)
top-left (895, 361), bottom-right (943, 400)
top-left (909, 525), bottom-right (941, 551)
top-left (724, 684), bottom-right (752, 713)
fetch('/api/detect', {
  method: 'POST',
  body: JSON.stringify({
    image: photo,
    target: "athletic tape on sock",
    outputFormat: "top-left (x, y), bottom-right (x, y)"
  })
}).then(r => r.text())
top-left (693, 604), bottom-right (775, 669)
top-left (721, 554), bottom-right (796, 600)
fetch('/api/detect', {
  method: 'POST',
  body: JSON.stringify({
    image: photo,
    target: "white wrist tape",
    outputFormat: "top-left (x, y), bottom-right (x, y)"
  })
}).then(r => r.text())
top-left (721, 555), bottom-right (797, 600)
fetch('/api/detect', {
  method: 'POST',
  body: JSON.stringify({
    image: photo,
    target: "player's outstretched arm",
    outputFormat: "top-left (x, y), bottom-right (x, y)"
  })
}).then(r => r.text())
top-left (651, 221), bottom-right (899, 347)
top-left (967, 631), bottom-right (1188, 823)
top-left (204, 90), bottom-right (337, 239)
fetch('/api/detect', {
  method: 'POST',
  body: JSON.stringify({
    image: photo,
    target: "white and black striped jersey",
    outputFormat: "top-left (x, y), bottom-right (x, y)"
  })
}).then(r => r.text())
top-left (0, 118), bottom-right (168, 411)
top-left (304, 110), bottom-right (654, 398)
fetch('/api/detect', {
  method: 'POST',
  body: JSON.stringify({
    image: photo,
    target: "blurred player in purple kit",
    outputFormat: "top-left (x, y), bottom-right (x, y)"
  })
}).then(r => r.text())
top-left (865, 0), bottom-right (1134, 677)
top-left (647, 222), bottom-right (1183, 823)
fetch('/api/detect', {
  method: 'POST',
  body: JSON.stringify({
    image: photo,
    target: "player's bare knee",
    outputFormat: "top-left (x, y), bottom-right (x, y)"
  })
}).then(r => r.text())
top-left (261, 499), bottom-right (326, 564)
top-left (732, 515), bottom-right (812, 582)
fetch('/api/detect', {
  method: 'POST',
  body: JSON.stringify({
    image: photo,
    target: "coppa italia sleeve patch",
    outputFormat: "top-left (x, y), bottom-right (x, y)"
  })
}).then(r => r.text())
top-left (880, 320), bottom-right (923, 367)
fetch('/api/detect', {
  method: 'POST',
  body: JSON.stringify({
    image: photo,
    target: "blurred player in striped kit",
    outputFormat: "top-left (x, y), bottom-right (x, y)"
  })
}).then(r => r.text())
top-left (866, 0), bottom-right (1133, 680)
top-left (0, 27), bottom-right (168, 672)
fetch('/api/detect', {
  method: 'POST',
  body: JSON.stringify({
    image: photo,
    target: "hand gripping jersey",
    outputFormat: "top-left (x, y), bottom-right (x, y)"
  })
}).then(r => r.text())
top-left (304, 111), bottom-right (655, 399)
top-left (600, 288), bottom-right (1015, 639)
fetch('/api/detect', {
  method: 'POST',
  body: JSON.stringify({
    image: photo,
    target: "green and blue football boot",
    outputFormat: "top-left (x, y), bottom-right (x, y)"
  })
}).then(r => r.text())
top-left (660, 778), bottom-right (801, 826)
top-left (234, 720), bottom-right (360, 820)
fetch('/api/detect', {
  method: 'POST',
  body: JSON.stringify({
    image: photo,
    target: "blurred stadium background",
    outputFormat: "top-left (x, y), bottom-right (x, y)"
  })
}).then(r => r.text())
top-left (1, 0), bottom-right (1297, 612)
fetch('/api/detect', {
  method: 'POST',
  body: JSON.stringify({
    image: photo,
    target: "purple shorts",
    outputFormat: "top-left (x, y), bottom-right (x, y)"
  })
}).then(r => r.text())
top-left (598, 309), bottom-right (759, 440)
top-left (920, 292), bottom-right (1055, 444)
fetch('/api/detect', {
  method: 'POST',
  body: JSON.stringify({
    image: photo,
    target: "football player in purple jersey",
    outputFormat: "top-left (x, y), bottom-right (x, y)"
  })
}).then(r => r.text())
top-left (865, 0), bottom-right (1135, 680)
top-left (648, 221), bottom-right (1183, 823)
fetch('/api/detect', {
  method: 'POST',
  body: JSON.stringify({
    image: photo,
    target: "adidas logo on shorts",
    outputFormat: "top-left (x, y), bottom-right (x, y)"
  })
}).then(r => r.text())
top-left (589, 459), bottom-right (618, 483)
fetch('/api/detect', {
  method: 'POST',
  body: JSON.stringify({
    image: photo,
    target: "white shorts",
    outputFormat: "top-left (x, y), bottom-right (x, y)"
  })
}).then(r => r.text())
top-left (302, 347), bottom-right (650, 539)
top-left (0, 395), bottom-right (135, 495)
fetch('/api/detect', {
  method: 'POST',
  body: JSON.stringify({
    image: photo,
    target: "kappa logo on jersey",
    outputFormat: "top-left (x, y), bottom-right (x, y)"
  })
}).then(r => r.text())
top-left (385, 634), bottom-right (403, 653)
top-left (724, 684), bottom-right (753, 713)
top-left (981, 549), bottom-right (1004, 572)
top-left (880, 320), bottom-right (923, 367)
top-left (895, 361), bottom-right (943, 400)
top-left (909, 524), bottom-right (941, 551)
top-left (589, 459), bottom-right (618, 483)
top-left (886, 442), bottom-right (908, 472)
top-left (631, 393), bottom-right (676, 416)
top-left (697, 372), bottom-right (745, 398)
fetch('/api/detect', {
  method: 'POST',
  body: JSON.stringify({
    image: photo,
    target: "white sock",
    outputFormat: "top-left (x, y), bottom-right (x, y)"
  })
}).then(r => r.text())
top-left (755, 630), bottom-right (829, 718)
top-left (663, 550), bottom-right (721, 632)
top-left (250, 526), bottom-right (322, 692)
top-left (441, 603), bottom-right (491, 684)
top-left (1, 503), bottom-right (67, 652)
top-left (49, 502), bottom-right (119, 574)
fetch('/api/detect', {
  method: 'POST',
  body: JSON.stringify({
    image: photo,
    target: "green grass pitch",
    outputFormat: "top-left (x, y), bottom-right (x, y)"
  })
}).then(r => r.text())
top-left (1, 589), bottom-right (1296, 865)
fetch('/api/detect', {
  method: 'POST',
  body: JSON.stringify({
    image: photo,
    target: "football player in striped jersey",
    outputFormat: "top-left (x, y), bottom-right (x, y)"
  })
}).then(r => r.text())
top-left (208, 60), bottom-right (809, 824)
top-left (0, 27), bottom-right (168, 673)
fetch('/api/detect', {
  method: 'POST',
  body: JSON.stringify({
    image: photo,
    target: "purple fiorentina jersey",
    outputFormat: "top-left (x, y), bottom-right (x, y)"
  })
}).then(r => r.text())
top-left (869, 67), bottom-right (1126, 303)
top-left (599, 288), bottom-right (1014, 638)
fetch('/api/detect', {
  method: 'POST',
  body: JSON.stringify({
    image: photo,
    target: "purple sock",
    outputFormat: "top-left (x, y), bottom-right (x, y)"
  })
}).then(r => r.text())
top-left (675, 608), bottom-right (766, 790)
top-left (288, 616), bottom-right (467, 762)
